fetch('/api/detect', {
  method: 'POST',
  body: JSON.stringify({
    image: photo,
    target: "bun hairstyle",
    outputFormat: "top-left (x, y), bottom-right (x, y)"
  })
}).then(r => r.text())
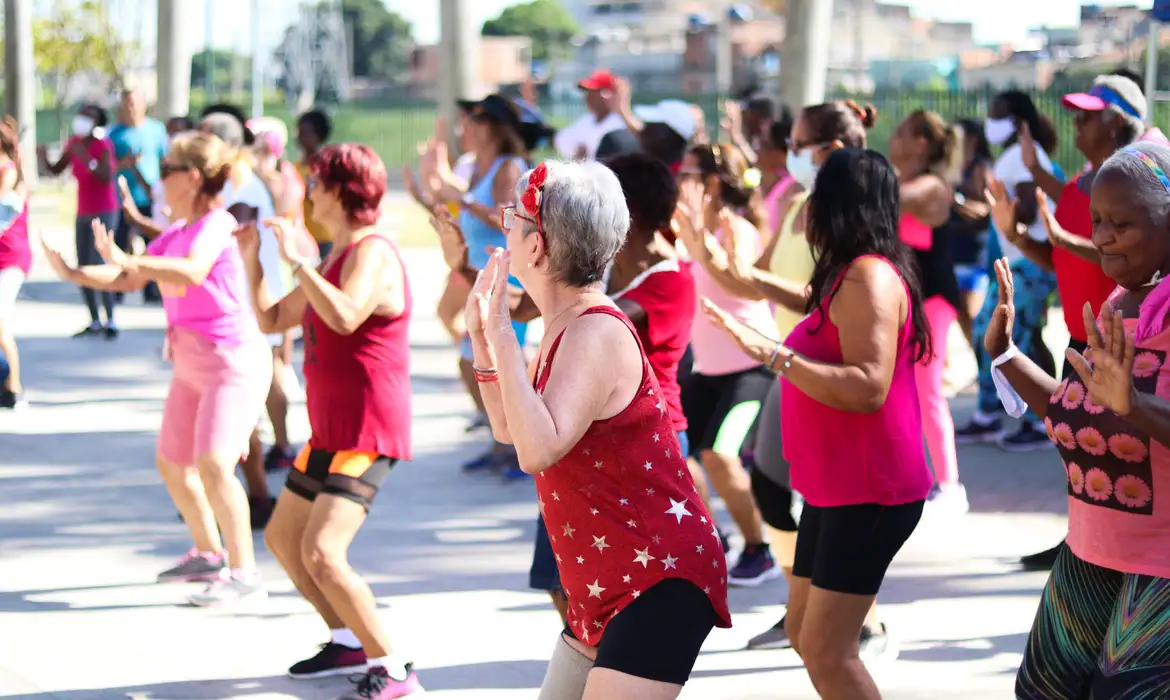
top-left (689, 142), bottom-right (769, 231)
top-left (905, 109), bottom-right (963, 185)
top-left (801, 100), bottom-right (878, 150)
top-left (168, 131), bottom-right (233, 196)
top-left (843, 99), bottom-right (880, 129)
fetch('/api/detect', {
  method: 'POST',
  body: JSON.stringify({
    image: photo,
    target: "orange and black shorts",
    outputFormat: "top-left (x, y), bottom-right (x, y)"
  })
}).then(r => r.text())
top-left (285, 448), bottom-right (396, 510)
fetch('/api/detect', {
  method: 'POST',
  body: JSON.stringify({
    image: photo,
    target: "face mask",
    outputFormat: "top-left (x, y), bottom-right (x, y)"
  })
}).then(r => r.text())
top-left (787, 148), bottom-right (820, 191)
top-left (72, 115), bottom-right (95, 137)
top-left (984, 117), bottom-right (1015, 146)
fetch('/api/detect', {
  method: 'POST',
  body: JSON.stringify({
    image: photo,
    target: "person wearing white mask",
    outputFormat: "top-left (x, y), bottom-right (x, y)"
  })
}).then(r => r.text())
top-left (955, 91), bottom-right (1062, 452)
top-left (37, 104), bottom-right (121, 338)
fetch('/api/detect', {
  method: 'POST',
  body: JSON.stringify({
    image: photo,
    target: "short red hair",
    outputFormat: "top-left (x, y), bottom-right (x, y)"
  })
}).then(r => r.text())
top-left (309, 143), bottom-right (386, 226)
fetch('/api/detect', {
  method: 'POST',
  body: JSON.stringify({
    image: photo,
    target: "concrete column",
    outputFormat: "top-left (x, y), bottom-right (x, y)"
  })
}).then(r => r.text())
top-left (779, 0), bottom-right (833, 108)
top-left (716, 5), bottom-right (734, 97)
top-left (156, 0), bottom-right (193, 119)
top-left (1146, 19), bottom-right (1159, 125)
top-left (251, 0), bottom-right (264, 118)
top-left (438, 0), bottom-right (478, 152)
top-left (4, 0), bottom-right (36, 185)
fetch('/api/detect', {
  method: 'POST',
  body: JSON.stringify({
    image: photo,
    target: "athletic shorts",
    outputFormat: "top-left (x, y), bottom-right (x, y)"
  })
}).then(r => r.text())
top-left (954, 264), bottom-right (989, 297)
top-left (460, 321), bottom-right (529, 362)
top-left (0, 266), bottom-right (24, 322)
top-left (792, 500), bottom-right (924, 596)
top-left (286, 447), bottom-right (396, 511)
top-left (564, 578), bottom-right (716, 685)
top-left (681, 365), bottom-right (773, 458)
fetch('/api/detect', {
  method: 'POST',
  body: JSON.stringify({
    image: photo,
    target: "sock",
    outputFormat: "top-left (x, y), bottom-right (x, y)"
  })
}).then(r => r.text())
top-left (228, 567), bottom-right (257, 582)
top-left (367, 654), bottom-right (410, 682)
top-left (972, 410), bottom-right (998, 425)
top-left (330, 628), bottom-right (362, 650)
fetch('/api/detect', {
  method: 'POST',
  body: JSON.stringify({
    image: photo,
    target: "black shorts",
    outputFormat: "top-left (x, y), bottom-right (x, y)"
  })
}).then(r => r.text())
top-left (792, 500), bottom-right (924, 596)
top-left (564, 578), bottom-right (716, 685)
top-left (529, 514), bottom-right (562, 593)
top-left (681, 365), bottom-right (774, 459)
top-left (286, 448), bottom-right (396, 511)
top-left (751, 467), bottom-right (800, 533)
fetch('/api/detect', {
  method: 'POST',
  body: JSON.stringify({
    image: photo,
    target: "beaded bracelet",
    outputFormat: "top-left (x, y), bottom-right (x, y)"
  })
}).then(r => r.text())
top-left (473, 365), bottom-right (499, 383)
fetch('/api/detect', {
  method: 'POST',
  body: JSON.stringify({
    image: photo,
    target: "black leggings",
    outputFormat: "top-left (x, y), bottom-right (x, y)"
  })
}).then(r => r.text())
top-left (564, 578), bottom-right (716, 685)
top-left (793, 501), bottom-right (924, 596)
top-left (76, 213), bottom-right (118, 325)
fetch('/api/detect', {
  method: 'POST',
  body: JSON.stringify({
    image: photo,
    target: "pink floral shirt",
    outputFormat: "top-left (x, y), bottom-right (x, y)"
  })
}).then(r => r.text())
top-left (1045, 299), bottom-right (1170, 578)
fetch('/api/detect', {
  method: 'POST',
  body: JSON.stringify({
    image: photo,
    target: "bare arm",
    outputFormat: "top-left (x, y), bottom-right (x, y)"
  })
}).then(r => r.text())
top-left (242, 246), bottom-right (308, 334)
top-left (996, 353), bottom-right (1060, 419)
top-left (1029, 164), bottom-right (1065, 203)
top-left (745, 267), bottom-right (810, 313)
top-left (122, 253), bottom-right (216, 288)
top-left (293, 236), bottom-right (403, 336)
top-left (900, 174), bottom-right (952, 229)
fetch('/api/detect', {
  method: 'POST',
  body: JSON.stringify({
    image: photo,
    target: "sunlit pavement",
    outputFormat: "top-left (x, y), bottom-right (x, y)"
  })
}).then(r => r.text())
top-left (1, 228), bottom-right (1069, 699)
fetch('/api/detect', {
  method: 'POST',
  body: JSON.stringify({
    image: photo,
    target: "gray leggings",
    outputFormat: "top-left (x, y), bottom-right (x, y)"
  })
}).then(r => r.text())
top-left (76, 212), bottom-right (120, 326)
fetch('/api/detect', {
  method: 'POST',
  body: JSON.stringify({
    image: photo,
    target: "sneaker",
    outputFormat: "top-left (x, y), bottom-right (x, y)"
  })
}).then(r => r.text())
top-left (728, 544), bottom-right (780, 587)
top-left (188, 570), bottom-right (267, 607)
top-left (746, 616), bottom-right (791, 650)
top-left (1020, 540), bottom-right (1065, 572)
top-left (264, 445), bottom-right (297, 472)
top-left (250, 496), bottom-right (277, 530)
top-left (0, 388), bottom-right (27, 411)
top-left (73, 324), bottom-right (103, 339)
top-left (954, 416), bottom-right (1005, 444)
top-left (336, 666), bottom-right (424, 699)
top-left (859, 622), bottom-right (898, 662)
top-left (104, 326), bottom-right (119, 341)
top-left (157, 548), bottom-right (226, 583)
top-left (289, 642), bottom-right (368, 680)
top-left (719, 530), bottom-right (731, 555)
top-left (999, 423), bottom-right (1053, 452)
top-left (925, 482), bottom-right (969, 517)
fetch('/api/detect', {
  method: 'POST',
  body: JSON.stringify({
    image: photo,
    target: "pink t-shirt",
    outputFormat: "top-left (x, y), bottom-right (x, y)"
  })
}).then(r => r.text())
top-left (781, 255), bottom-right (933, 507)
top-left (690, 222), bottom-right (778, 376)
top-left (146, 208), bottom-right (260, 346)
top-left (69, 137), bottom-right (118, 216)
top-left (1045, 288), bottom-right (1170, 578)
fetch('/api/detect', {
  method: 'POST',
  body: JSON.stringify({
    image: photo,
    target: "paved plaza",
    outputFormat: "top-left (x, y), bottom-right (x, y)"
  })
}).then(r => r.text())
top-left (1, 227), bottom-right (1070, 699)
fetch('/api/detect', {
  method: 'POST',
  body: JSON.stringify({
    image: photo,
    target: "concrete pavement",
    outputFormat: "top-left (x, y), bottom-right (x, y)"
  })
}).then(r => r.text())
top-left (1, 233), bottom-right (1070, 699)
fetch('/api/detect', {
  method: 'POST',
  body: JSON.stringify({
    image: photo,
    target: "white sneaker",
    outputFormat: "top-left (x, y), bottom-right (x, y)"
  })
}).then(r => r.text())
top-left (926, 482), bottom-right (969, 517)
top-left (188, 571), bottom-right (267, 607)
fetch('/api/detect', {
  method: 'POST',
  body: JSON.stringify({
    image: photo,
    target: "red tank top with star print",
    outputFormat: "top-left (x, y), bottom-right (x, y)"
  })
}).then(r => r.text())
top-left (533, 305), bottom-right (732, 646)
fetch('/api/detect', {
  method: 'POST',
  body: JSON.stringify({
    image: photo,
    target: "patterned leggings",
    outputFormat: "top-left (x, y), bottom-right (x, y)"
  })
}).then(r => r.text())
top-left (1016, 547), bottom-right (1170, 699)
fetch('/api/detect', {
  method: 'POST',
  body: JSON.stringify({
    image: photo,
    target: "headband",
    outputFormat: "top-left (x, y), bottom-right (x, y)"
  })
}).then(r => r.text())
top-left (1120, 147), bottom-right (1170, 194)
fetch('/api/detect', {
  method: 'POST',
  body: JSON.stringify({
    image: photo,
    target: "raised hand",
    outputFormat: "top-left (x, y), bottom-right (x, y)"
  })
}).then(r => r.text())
top-left (117, 175), bottom-right (143, 218)
top-left (484, 249), bottom-right (515, 342)
top-left (1035, 186), bottom-right (1070, 249)
top-left (234, 221), bottom-right (260, 259)
top-left (720, 211), bottom-right (754, 282)
top-left (403, 165), bottom-right (430, 209)
top-left (721, 99), bottom-right (743, 137)
top-left (986, 178), bottom-right (1026, 247)
top-left (1067, 301), bottom-right (1136, 415)
top-left (701, 297), bottom-right (777, 367)
top-left (93, 217), bottom-right (127, 267)
top-left (1018, 121), bottom-right (1038, 171)
top-left (673, 179), bottom-right (710, 260)
top-left (431, 205), bottom-right (469, 271)
top-left (263, 217), bottom-right (305, 266)
top-left (984, 258), bottom-right (1016, 358)
top-left (40, 232), bottom-right (74, 280)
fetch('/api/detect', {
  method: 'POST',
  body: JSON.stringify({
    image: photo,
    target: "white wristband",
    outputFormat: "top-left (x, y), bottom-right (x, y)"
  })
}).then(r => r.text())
top-left (990, 344), bottom-right (1028, 419)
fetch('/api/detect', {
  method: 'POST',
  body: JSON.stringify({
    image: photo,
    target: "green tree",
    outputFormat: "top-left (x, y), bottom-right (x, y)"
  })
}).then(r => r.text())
top-left (482, 0), bottom-right (580, 62)
top-left (191, 50), bottom-right (252, 96)
top-left (341, 0), bottom-right (413, 79)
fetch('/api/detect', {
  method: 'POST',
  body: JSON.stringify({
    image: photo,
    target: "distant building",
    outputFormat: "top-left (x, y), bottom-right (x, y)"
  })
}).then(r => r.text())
top-left (409, 37), bottom-right (533, 100)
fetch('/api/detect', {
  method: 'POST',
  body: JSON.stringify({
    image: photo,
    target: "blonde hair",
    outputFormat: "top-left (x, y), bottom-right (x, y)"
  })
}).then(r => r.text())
top-left (906, 109), bottom-right (962, 185)
top-left (168, 131), bottom-right (233, 195)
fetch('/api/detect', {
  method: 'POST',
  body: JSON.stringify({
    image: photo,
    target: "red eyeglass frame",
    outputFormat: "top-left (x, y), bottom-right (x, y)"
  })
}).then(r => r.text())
top-left (500, 205), bottom-right (539, 231)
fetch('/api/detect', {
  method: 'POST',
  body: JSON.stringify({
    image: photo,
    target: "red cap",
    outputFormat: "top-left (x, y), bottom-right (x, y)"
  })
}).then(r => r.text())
top-left (578, 70), bottom-right (617, 92)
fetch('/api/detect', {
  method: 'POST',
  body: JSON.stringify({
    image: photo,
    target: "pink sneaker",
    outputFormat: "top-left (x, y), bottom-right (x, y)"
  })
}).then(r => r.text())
top-left (336, 666), bottom-right (424, 699)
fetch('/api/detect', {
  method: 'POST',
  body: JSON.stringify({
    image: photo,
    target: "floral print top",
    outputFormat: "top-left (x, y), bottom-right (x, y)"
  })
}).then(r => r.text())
top-left (1046, 301), bottom-right (1170, 578)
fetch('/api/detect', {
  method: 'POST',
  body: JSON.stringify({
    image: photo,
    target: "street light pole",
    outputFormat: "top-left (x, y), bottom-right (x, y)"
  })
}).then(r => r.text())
top-left (716, 3), bottom-right (734, 98)
top-left (156, 0), bottom-right (193, 119)
top-left (1146, 18), bottom-right (1159, 125)
top-left (4, 0), bottom-right (36, 185)
top-left (438, 0), bottom-right (478, 152)
top-left (251, 0), bottom-right (264, 117)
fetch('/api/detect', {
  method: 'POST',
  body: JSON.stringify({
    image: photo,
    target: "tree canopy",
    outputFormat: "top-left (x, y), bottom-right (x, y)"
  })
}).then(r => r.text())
top-left (342, 0), bottom-right (413, 79)
top-left (482, 0), bottom-right (580, 62)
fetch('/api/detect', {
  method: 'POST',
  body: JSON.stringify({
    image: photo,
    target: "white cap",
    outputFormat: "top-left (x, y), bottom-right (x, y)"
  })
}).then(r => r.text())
top-left (634, 100), bottom-right (698, 141)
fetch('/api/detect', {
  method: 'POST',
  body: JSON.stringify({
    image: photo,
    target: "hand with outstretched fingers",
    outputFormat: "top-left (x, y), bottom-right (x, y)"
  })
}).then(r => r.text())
top-left (1066, 301), bottom-right (1136, 416)
top-left (984, 258), bottom-right (1016, 358)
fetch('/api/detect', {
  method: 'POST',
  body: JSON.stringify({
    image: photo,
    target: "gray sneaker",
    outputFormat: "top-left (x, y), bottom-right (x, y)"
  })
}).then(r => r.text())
top-left (157, 548), bottom-right (227, 583)
top-left (746, 616), bottom-right (791, 650)
top-left (188, 571), bottom-right (267, 607)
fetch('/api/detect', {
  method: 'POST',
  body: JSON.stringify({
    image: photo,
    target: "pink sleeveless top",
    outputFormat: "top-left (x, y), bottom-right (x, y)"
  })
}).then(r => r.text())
top-left (781, 256), bottom-right (932, 507)
top-left (763, 174), bottom-right (797, 235)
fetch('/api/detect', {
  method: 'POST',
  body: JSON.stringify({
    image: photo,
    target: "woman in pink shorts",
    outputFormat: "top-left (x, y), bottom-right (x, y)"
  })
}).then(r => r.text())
top-left (42, 131), bottom-right (272, 607)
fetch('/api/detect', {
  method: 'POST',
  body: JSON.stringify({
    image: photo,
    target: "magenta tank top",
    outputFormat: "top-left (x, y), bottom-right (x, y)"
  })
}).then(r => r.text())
top-left (781, 255), bottom-right (932, 507)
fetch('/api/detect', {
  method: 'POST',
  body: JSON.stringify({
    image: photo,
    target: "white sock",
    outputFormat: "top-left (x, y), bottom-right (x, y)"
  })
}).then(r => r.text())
top-left (330, 628), bottom-right (362, 650)
top-left (368, 654), bottom-right (410, 682)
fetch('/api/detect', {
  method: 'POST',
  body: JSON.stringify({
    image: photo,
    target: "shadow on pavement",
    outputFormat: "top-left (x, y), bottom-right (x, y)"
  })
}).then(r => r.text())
top-left (899, 632), bottom-right (1029, 666)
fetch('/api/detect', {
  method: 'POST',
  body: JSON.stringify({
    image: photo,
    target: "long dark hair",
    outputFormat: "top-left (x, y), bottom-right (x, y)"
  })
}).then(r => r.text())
top-left (689, 142), bottom-right (768, 230)
top-left (996, 90), bottom-right (1058, 153)
top-left (957, 118), bottom-right (993, 163)
top-left (804, 148), bottom-right (932, 362)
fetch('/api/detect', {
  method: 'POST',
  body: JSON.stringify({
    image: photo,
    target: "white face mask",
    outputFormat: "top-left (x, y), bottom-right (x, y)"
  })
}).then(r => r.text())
top-left (72, 115), bottom-right (95, 137)
top-left (787, 148), bottom-right (820, 191)
top-left (984, 117), bottom-right (1015, 146)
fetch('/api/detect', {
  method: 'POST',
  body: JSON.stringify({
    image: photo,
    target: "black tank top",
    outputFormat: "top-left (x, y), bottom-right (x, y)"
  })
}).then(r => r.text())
top-left (914, 226), bottom-right (962, 312)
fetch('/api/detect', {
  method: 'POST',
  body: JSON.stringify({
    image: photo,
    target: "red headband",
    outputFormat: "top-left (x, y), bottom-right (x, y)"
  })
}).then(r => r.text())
top-left (520, 162), bottom-right (548, 232)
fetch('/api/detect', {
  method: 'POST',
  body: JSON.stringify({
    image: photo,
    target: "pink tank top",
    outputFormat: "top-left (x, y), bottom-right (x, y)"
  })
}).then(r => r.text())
top-left (898, 213), bottom-right (932, 251)
top-left (781, 256), bottom-right (932, 507)
top-left (690, 223), bottom-right (778, 376)
top-left (763, 174), bottom-right (796, 235)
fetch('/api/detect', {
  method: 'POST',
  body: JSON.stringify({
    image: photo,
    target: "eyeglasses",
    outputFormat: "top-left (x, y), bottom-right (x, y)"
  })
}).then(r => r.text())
top-left (500, 205), bottom-right (538, 231)
top-left (159, 162), bottom-right (192, 180)
top-left (306, 175), bottom-right (318, 192)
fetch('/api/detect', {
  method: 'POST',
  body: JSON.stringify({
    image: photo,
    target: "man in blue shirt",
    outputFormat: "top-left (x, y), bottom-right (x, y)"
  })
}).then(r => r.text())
top-left (108, 89), bottom-right (168, 303)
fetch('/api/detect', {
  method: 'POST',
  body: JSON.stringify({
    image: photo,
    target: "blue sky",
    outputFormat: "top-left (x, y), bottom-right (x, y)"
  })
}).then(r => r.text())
top-left (392, 0), bottom-right (1154, 46)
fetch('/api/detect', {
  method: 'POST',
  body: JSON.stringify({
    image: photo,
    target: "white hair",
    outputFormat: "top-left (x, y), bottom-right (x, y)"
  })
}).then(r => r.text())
top-left (1100, 141), bottom-right (1170, 227)
top-left (1094, 75), bottom-right (1146, 146)
top-left (515, 160), bottom-right (630, 287)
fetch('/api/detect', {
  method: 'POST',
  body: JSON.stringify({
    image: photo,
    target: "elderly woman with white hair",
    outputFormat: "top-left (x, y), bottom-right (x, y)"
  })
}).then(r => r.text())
top-left (989, 72), bottom-right (1150, 572)
top-left (987, 140), bottom-right (1170, 698)
top-left (467, 160), bottom-right (731, 699)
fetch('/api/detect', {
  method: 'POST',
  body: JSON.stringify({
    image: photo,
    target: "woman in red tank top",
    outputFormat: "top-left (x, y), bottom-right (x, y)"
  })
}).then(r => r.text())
top-left (467, 160), bottom-right (730, 699)
top-left (241, 144), bottom-right (423, 699)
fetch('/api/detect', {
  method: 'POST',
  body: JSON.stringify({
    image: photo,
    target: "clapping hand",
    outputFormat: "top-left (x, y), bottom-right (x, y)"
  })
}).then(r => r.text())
top-left (431, 205), bottom-right (469, 271)
top-left (720, 212), bottom-right (755, 283)
top-left (234, 221), bottom-right (260, 259)
top-left (701, 297), bottom-right (780, 368)
top-left (263, 217), bottom-right (306, 267)
top-left (673, 179), bottom-right (710, 261)
top-left (40, 232), bottom-right (75, 280)
top-left (1066, 301), bottom-right (1136, 416)
top-left (465, 248), bottom-right (515, 346)
top-left (1018, 121), bottom-right (1038, 172)
top-left (985, 179), bottom-right (1027, 247)
top-left (93, 217), bottom-right (128, 267)
top-left (117, 175), bottom-right (145, 219)
top-left (721, 100), bottom-right (743, 138)
top-left (984, 258), bottom-right (1016, 358)
top-left (1036, 187), bottom-right (1071, 249)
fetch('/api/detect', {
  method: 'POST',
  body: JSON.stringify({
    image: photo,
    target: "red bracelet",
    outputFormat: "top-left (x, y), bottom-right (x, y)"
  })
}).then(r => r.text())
top-left (473, 366), bottom-right (499, 383)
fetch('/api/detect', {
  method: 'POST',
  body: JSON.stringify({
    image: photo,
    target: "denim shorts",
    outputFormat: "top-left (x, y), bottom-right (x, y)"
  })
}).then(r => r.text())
top-left (954, 264), bottom-right (990, 297)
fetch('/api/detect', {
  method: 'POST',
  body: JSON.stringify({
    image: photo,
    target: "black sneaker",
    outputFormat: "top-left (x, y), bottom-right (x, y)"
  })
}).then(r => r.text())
top-left (728, 544), bottom-right (780, 587)
top-left (1020, 540), bottom-right (1065, 571)
top-left (0, 388), bottom-right (26, 410)
top-left (859, 622), bottom-right (898, 662)
top-left (719, 530), bottom-right (731, 554)
top-left (249, 496), bottom-right (277, 530)
top-left (746, 616), bottom-right (790, 650)
top-left (954, 416), bottom-right (1005, 444)
top-left (73, 324), bottom-right (103, 338)
top-left (264, 445), bottom-right (296, 472)
top-left (104, 326), bottom-right (119, 341)
top-left (999, 423), bottom-right (1053, 452)
top-left (288, 642), bottom-right (368, 680)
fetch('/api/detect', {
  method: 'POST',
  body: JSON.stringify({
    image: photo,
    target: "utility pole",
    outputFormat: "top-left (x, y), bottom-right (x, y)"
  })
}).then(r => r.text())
top-left (1146, 18), bottom-right (1160, 125)
top-left (780, 0), bottom-right (833, 108)
top-left (4, 0), bottom-right (36, 185)
top-left (439, 0), bottom-right (478, 152)
top-left (251, 0), bottom-right (264, 117)
top-left (716, 3), bottom-right (734, 98)
top-left (204, 0), bottom-right (216, 101)
top-left (157, 0), bottom-right (193, 119)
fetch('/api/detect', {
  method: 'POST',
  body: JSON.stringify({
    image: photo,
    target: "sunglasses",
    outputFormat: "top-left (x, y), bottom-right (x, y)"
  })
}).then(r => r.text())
top-left (159, 162), bottom-right (192, 180)
top-left (500, 205), bottom-right (538, 231)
